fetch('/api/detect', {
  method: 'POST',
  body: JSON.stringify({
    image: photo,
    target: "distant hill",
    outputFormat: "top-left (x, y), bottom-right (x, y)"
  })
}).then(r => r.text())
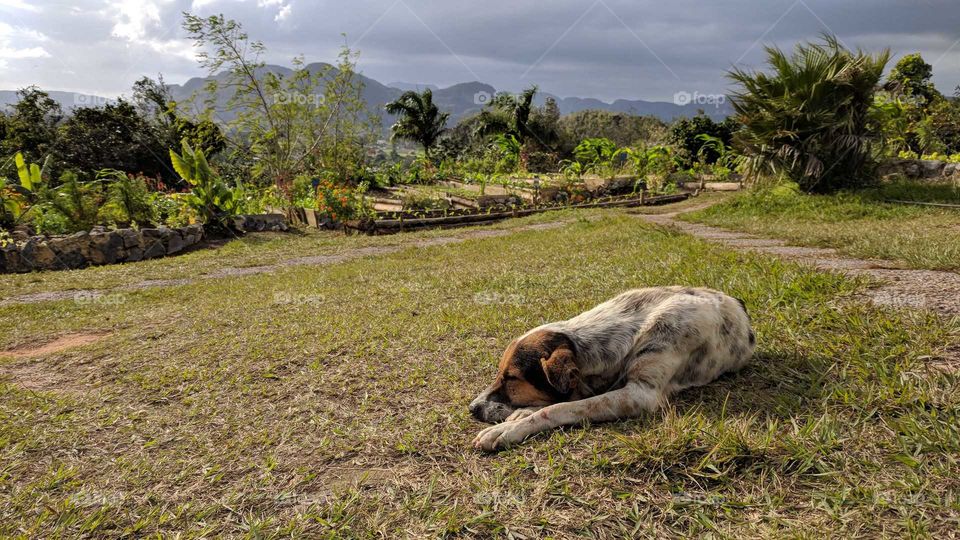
top-left (2, 65), bottom-right (733, 131)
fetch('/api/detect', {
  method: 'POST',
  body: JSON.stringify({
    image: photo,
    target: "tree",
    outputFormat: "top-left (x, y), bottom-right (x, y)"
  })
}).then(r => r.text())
top-left (475, 86), bottom-right (541, 144)
top-left (132, 75), bottom-right (226, 159)
top-left (54, 99), bottom-right (169, 178)
top-left (385, 89), bottom-right (449, 159)
top-left (669, 114), bottom-right (738, 168)
top-left (182, 13), bottom-right (376, 189)
top-left (728, 35), bottom-right (890, 192)
top-left (1, 87), bottom-right (62, 163)
top-left (886, 53), bottom-right (939, 105)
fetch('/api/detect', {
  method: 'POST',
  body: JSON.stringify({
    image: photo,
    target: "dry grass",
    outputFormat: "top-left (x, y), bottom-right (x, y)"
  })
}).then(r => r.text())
top-left (1, 210), bottom-right (958, 538)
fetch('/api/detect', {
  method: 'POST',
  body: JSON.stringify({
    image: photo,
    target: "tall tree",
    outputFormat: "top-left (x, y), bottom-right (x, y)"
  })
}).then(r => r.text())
top-left (385, 89), bottom-right (450, 159)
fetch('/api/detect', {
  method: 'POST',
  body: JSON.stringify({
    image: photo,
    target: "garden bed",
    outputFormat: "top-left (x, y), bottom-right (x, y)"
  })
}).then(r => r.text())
top-left (344, 192), bottom-right (689, 234)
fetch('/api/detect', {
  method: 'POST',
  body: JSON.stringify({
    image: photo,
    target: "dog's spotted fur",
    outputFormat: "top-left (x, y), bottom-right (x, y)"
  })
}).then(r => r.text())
top-left (470, 286), bottom-right (755, 451)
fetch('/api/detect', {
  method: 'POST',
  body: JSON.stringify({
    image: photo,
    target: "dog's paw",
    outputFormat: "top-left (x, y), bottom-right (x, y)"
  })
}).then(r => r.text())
top-left (505, 408), bottom-right (539, 422)
top-left (472, 420), bottom-right (528, 452)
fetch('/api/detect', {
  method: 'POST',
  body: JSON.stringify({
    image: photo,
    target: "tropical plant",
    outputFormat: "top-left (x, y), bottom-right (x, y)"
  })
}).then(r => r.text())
top-left (385, 89), bottom-right (450, 160)
top-left (728, 35), bottom-right (890, 192)
top-left (45, 171), bottom-right (100, 232)
top-left (96, 170), bottom-right (157, 227)
top-left (169, 140), bottom-right (242, 229)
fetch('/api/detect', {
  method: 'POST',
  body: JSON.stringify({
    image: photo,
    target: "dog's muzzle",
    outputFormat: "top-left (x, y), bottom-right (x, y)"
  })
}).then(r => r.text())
top-left (469, 391), bottom-right (515, 424)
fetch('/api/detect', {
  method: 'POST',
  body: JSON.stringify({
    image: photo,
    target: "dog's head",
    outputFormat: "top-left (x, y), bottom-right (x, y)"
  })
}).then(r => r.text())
top-left (469, 330), bottom-right (580, 424)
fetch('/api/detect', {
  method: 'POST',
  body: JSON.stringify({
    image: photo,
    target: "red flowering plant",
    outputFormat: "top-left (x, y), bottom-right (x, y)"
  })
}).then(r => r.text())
top-left (314, 178), bottom-right (373, 222)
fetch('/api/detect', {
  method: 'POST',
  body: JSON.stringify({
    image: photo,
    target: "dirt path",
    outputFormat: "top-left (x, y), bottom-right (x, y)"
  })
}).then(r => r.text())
top-left (0, 221), bottom-right (569, 306)
top-left (631, 207), bottom-right (960, 318)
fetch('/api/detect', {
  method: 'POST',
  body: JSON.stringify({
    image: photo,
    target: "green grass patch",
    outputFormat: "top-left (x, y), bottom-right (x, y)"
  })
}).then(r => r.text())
top-left (1, 212), bottom-right (957, 537)
top-left (683, 181), bottom-right (960, 271)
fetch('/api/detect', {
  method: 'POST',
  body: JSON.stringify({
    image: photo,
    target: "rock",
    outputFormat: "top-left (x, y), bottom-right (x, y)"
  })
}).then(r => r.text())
top-left (233, 214), bottom-right (289, 232)
top-left (90, 231), bottom-right (125, 265)
top-left (125, 246), bottom-right (143, 262)
top-left (919, 160), bottom-right (945, 178)
top-left (49, 232), bottom-right (90, 269)
top-left (19, 238), bottom-right (58, 270)
top-left (943, 163), bottom-right (958, 177)
top-left (142, 238), bottom-right (167, 259)
top-left (903, 161), bottom-right (921, 177)
top-left (1, 245), bottom-right (23, 273)
top-left (117, 228), bottom-right (141, 249)
top-left (166, 230), bottom-right (185, 254)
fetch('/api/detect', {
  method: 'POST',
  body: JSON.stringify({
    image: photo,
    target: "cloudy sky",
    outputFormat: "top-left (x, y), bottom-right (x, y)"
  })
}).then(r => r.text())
top-left (2, 0), bottom-right (960, 102)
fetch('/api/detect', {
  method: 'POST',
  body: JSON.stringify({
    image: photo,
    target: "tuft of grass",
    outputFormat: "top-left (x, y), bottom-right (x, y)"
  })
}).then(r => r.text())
top-left (0, 211), bottom-right (958, 537)
top-left (682, 181), bottom-right (960, 271)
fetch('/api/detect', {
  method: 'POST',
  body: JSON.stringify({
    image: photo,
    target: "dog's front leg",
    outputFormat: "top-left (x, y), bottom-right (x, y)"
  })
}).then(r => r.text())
top-left (473, 381), bottom-right (661, 452)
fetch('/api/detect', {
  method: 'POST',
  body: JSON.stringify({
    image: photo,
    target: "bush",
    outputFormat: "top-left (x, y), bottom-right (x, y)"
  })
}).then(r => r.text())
top-left (729, 35), bottom-right (890, 192)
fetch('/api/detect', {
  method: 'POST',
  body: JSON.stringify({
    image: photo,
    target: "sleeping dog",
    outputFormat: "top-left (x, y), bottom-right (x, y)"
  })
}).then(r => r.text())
top-left (470, 286), bottom-right (755, 452)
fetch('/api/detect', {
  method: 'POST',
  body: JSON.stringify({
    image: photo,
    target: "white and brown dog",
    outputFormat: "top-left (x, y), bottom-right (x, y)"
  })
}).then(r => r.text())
top-left (470, 286), bottom-right (755, 452)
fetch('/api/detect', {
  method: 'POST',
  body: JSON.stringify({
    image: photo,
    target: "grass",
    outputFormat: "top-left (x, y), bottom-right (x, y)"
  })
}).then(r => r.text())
top-left (1, 210), bottom-right (958, 537)
top-left (682, 181), bottom-right (960, 271)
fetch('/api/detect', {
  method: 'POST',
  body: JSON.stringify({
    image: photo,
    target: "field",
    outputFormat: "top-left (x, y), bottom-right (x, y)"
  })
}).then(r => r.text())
top-left (683, 182), bottom-right (960, 271)
top-left (1, 208), bottom-right (959, 538)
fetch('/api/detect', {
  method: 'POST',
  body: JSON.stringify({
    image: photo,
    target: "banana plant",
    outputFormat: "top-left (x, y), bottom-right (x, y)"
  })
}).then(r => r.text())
top-left (170, 139), bottom-right (242, 229)
top-left (15, 152), bottom-right (49, 191)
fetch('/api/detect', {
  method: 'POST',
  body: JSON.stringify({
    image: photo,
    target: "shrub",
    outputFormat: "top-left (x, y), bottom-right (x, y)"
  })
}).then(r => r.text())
top-left (96, 170), bottom-right (157, 227)
top-left (169, 140), bottom-right (242, 230)
top-left (728, 35), bottom-right (890, 192)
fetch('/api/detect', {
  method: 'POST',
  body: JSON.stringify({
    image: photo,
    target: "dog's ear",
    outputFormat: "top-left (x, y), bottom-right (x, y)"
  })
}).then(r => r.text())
top-left (540, 347), bottom-right (579, 395)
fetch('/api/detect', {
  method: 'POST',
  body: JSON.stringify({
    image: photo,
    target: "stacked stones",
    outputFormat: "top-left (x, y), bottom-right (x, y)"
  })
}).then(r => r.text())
top-left (1, 224), bottom-right (205, 273)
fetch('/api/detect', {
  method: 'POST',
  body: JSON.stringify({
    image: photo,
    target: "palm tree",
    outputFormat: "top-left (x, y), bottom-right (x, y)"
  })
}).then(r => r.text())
top-left (475, 85), bottom-right (539, 144)
top-left (385, 89), bottom-right (450, 160)
top-left (728, 35), bottom-right (889, 192)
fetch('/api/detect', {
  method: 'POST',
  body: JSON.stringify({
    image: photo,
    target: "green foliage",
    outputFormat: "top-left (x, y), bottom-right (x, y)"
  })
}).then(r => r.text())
top-left (170, 140), bottom-right (242, 228)
top-left (728, 35), bottom-right (890, 192)
top-left (0, 177), bottom-right (28, 228)
top-left (96, 170), bottom-right (157, 227)
top-left (44, 171), bottom-right (100, 232)
top-left (385, 89), bottom-right (450, 159)
top-left (0, 87), bottom-right (62, 164)
top-left (55, 99), bottom-right (171, 179)
top-left (669, 115), bottom-right (738, 168)
top-left (183, 13), bottom-right (377, 189)
top-left (886, 53), bottom-right (939, 105)
top-left (558, 110), bottom-right (668, 150)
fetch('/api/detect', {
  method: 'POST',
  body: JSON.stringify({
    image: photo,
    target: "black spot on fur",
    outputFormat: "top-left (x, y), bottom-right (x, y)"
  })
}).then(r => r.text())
top-left (735, 297), bottom-right (750, 320)
top-left (748, 330), bottom-right (756, 346)
top-left (673, 343), bottom-right (710, 386)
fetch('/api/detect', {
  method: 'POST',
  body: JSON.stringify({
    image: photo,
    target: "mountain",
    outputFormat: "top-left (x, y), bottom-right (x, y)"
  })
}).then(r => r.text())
top-left (387, 82), bottom-right (439, 92)
top-left (0, 90), bottom-right (115, 112)
top-left (2, 65), bottom-right (733, 130)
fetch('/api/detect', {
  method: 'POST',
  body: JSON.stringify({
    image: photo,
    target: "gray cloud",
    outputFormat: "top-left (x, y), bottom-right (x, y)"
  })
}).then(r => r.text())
top-left (2, 0), bottom-right (960, 101)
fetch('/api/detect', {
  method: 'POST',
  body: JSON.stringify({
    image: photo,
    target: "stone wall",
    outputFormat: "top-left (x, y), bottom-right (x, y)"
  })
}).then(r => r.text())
top-left (1, 224), bottom-right (205, 273)
top-left (878, 159), bottom-right (960, 180)
top-left (232, 213), bottom-right (289, 232)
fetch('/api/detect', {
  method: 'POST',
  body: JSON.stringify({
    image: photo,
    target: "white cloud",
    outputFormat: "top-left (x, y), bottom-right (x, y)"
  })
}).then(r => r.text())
top-left (109, 0), bottom-right (165, 41)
